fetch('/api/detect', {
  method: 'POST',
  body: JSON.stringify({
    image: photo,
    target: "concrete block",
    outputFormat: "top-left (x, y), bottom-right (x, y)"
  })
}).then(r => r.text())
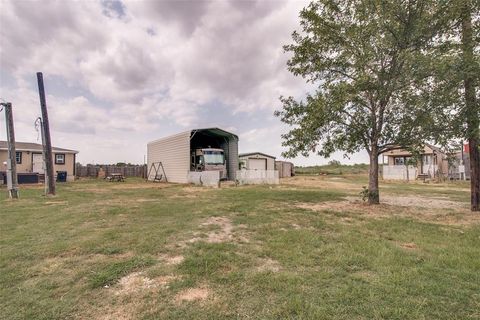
top-left (236, 169), bottom-right (279, 185)
top-left (187, 171), bottom-right (220, 188)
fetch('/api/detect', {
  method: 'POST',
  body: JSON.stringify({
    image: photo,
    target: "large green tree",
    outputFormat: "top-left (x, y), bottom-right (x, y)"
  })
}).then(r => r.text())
top-left (425, 0), bottom-right (479, 210)
top-left (276, 0), bottom-right (444, 204)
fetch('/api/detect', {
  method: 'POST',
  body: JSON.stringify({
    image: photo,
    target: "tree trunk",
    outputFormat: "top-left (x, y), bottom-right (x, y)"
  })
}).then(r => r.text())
top-left (368, 148), bottom-right (380, 204)
top-left (469, 139), bottom-right (480, 211)
top-left (461, 0), bottom-right (479, 211)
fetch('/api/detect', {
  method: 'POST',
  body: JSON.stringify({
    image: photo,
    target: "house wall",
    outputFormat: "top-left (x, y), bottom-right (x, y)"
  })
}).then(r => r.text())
top-left (53, 153), bottom-right (76, 182)
top-left (147, 131), bottom-right (191, 183)
top-left (0, 150), bottom-right (76, 182)
top-left (383, 145), bottom-right (451, 180)
top-left (386, 145), bottom-right (437, 156)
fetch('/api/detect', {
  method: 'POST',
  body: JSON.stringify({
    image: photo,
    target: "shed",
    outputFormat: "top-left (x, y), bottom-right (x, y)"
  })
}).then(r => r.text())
top-left (275, 160), bottom-right (295, 178)
top-left (147, 128), bottom-right (238, 184)
top-left (239, 152), bottom-right (276, 171)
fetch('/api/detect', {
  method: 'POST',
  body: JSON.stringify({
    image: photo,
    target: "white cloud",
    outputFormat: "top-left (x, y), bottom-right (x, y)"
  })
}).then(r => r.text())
top-left (0, 0), bottom-right (368, 165)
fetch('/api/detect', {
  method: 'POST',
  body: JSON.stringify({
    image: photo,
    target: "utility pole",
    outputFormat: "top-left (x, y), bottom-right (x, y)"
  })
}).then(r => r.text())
top-left (36, 72), bottom-right (55, 196)
top-left (35, 117), bottom-right (48, 195)
top-left (2, 102), bottom-right (19, 198)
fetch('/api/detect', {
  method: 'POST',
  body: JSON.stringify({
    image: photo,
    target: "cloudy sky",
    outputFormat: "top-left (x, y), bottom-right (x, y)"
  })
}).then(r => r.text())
top-left (0, 0), bottom-right (368, 165)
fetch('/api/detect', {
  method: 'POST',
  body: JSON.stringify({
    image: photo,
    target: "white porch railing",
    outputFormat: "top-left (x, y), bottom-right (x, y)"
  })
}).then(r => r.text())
top-left (382, 165), bottom-right (417, 180)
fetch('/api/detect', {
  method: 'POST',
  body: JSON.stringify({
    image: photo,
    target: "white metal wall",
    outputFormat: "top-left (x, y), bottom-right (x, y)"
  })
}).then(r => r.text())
top-left (147, 131), bottom-right (191, 183)
top-left (236, 169), bottom-right (279, 185)
top-left (275, 161), bottom-right (293, 178)
top-left (249, 158), bottom-right (267, 170)
top-left (221, 137), bottom-right (238, 181)
top-left (240, 154), bottom-right (275, 170)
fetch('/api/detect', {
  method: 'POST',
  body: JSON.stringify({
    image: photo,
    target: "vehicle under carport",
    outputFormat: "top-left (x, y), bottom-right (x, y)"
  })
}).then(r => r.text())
top-left (147, 128), bottom-right (238, 186)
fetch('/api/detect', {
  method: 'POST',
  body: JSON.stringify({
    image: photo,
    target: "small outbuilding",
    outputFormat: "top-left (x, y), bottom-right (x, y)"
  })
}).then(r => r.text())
top-left (239, 152), bottom-right (275, 171)
top-left (275, 160), bottom-right (295, 178)
top-left (147, 128), bottom-right (238, 186)
top-left (237, 152), bottom-right (279, 185)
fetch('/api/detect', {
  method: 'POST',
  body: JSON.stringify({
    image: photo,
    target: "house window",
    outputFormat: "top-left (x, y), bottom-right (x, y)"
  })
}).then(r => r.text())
top-left (15, 152), bottom-right (22, 164)
top-left (55, 154), bottom-right (65, 165)
top-left (422, 155), bottom-right (431, 165)
top-left (394, 157), bottom-right (405, 165)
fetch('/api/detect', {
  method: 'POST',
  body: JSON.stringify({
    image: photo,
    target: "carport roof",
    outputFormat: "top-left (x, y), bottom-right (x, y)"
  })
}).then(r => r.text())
top-left (190, 128), bottom-right (238, 140)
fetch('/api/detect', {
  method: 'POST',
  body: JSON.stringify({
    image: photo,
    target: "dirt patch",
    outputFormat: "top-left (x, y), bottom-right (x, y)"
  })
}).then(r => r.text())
top-left (256, 258), bottom-right (281, 273)
top-left (110, 183), bottom-right (171, 190)
top-left (186, 217), bottom-right (234, 244)
top-left (114, 272), bottom-right (176, 295)
top-left (44, 201), bottom-right (69, 205)
top-left (179, 216), bottom-right (250, 246)
top-left (280, 223), bottom-right (314, 231)
top-left (169, 194), bottom-right (199, 199)
top-left (200, 217), bottom-right (233, 243)
top-left (114, 272), bottom-right (157, 295)
top-left (182, 186), bottom-right (210, 193)
top-left (400, 242), bottom-right (417, 249)
top-left (297, 197), bottom-right (479, 226)
top-left (281, 176), bottom-right (361, 191)
top-left (379, 195), bottom-right (466, 209)
top-left (98, 306), bottom-right (132, 320)
top-left (175, 287), bottom-right (210, 303)
top-left (75, 187), bottom-right (110, 193)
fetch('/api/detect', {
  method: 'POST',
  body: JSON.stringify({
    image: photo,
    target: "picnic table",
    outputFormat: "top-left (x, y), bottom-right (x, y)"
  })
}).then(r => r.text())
top-left (106, 173), bottom-right (125, 182)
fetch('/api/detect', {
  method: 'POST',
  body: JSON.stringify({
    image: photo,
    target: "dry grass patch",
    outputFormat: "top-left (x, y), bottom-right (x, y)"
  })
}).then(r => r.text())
top-left (199, 216), bottom-right (233, 243)
top-left (297, 196), bottom-right (479, 226)
top-left (168, 193), bottom-right (199, 199)
top-left (75, 187), bottom-right (111, 193)
top-left (113, 272), bottom-right (176, 295)
top-left (400, 242), bottom-right (417, 250)
top-left (158, 254), bottom-right (185, 265)
top-left (256, 258), bottom-right (282, 273)
top-left (281, 176), bottom-right (362, 191)
top-left (175, 287), bottom-right (210, 303)
top-left (34, 252), bottom-right (135, 276)
top-left (380, 195), bottom-right (467, 209)
top-left (182, 186), bottom-right (211, 193)
top-left (44, 201), bottom-right (69, 205)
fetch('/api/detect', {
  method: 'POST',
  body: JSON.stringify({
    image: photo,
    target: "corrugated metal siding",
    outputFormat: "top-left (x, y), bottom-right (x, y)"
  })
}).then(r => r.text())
top-left (147, 131), bottom-right (190, 183)
top-left (226, 137), bottom-right (238, 181)
top-left (240, 154), bottom-right (275, 170)
top-left (275, 161), bottom-right (293, 178)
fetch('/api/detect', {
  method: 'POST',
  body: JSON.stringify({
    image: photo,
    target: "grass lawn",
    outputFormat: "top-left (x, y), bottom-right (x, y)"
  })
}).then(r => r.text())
top-left (1, 176), bottom-right (479, 319)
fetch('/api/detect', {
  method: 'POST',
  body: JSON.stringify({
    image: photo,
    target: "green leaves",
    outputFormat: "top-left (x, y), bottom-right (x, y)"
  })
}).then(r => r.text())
top-left (277, 0), bottom-right (446, 160)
